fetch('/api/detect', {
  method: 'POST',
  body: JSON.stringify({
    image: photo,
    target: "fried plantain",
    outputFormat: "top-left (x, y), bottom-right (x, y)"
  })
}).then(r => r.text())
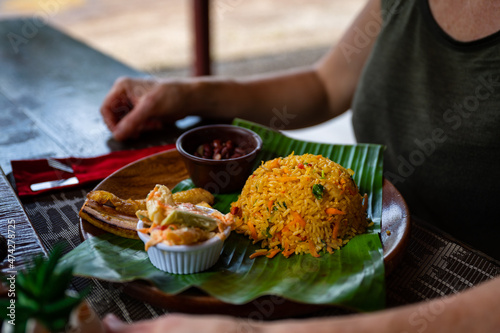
top-left (79, 200), bottom-right (140, 239)
top-left (86, 190), bottom-right (146, 216)
top-left (172, 188), bottom-right (214, 205)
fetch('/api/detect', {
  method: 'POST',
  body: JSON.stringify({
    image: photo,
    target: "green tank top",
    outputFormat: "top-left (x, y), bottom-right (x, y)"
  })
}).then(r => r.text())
top-left (352, 0), bottom-right (500, 259)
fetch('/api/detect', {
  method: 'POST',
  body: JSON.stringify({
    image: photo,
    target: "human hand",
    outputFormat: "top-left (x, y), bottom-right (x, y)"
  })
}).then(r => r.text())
top-left (100, 77), bottom-right (189, 141)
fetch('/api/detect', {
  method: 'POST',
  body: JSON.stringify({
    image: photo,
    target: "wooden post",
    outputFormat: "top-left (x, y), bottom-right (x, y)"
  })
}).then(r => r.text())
top-left (193, 0), bottom-right (211, 76)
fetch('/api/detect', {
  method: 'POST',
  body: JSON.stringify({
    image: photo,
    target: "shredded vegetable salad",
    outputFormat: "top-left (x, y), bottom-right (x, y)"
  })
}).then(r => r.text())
top-left (136, 185), bottom-right (233, 250)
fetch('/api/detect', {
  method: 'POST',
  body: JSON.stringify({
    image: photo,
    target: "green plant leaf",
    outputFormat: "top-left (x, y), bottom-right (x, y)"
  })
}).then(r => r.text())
top-left (35, 245), bottom-right (65, 296)
top-left (61, 119), bottom-right (386, 311)
top-left (42, 295), bottom-right (84, 319)
top-left (15, 272), bottom-right (38, 300)
top-left (17, 292), bottom-right (40, 313)
top-left (11, 244), bottom-right (87, 331)
top-left (41, 317), bottom-right (68, 333)
top-left (42, 267), bottom-right (75, 301)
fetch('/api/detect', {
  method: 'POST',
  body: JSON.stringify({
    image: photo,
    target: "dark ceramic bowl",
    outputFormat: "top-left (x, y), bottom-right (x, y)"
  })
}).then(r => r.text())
top-left (176, 125), bottom-right (263, 193)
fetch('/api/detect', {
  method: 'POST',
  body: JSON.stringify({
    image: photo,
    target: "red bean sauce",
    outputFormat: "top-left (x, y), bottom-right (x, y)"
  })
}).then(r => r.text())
top-left (194, 139), bottom-right (249, 160)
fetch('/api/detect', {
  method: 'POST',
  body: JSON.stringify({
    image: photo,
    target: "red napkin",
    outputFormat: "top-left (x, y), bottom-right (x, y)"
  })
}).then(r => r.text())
top-left (12, 144), bottom-right (176, 197)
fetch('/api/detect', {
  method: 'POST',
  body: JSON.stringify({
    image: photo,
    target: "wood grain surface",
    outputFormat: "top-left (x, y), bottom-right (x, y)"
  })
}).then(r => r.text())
top-left (0, 168), bottom-right (46, 276)
top-left (0, 19), bottom-right (162, 176)
top-left (91, 149), bottom-right (190, 200)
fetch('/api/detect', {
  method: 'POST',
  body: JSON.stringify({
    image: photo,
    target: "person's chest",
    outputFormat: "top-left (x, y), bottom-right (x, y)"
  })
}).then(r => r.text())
top-left (429, 0), bottom-right (500, 42)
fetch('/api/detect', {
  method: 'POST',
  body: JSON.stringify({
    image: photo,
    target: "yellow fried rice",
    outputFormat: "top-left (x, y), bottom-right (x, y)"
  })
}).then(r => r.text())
top-left (230, 153), bottom-right (369, 258)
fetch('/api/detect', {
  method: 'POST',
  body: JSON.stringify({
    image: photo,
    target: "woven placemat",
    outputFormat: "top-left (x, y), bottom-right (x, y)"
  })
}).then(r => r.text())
top-left (21, 188), bottom-right (500, 322)
top-left (386, 220), bottom-right (499, 307)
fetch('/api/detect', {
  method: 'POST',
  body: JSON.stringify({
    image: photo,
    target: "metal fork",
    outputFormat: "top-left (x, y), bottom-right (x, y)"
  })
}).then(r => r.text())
top-left (47, 158), bottom-right (74, 173)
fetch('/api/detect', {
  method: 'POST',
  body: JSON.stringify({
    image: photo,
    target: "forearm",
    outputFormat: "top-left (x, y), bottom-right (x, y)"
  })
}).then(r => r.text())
top-left (182, 67), bottom-right (337, 130)
top-left (262, 277), bottom-right (500, 333)
top-left (103, 278), bottom-right (500, 332)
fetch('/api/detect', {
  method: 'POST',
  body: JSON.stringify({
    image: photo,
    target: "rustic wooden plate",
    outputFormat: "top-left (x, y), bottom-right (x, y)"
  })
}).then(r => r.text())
top-left (79, 148), bottom-right (410, 318)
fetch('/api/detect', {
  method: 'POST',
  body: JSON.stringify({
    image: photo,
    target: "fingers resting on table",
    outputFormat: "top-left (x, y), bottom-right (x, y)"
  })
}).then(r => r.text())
top-left (100, 77), bottom-right (189, 141)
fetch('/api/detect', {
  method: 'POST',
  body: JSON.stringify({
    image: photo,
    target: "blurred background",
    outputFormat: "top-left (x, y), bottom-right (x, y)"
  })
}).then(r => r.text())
top-left (0, 0), bottom-right (365, 142)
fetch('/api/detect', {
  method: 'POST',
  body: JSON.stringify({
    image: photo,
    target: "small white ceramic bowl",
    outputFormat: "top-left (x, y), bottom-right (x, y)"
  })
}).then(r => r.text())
top-left (137, 217), bottom-right (231, 274)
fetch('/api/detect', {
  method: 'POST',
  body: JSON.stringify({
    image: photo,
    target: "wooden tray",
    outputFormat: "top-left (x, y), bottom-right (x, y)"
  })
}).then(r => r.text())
top-left (80, 149), bottom-right (411, 318)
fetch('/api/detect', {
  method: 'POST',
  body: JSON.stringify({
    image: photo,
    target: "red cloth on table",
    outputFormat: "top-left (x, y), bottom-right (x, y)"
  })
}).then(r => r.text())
top-left (11, 144), bottom-right (176, 197)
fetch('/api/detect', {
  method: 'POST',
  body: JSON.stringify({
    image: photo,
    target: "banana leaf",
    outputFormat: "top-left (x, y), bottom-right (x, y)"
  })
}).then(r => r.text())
top-left (60, 119), bottom-right (386, 311)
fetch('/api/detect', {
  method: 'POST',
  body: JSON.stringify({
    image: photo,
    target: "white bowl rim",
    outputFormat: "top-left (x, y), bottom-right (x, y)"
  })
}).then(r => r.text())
top-left (136, 214), bottom-right (231, 252)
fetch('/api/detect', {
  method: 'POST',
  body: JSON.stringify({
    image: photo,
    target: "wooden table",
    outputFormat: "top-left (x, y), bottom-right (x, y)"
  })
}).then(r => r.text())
top-left (0, 18), bottom-right (499, 323)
